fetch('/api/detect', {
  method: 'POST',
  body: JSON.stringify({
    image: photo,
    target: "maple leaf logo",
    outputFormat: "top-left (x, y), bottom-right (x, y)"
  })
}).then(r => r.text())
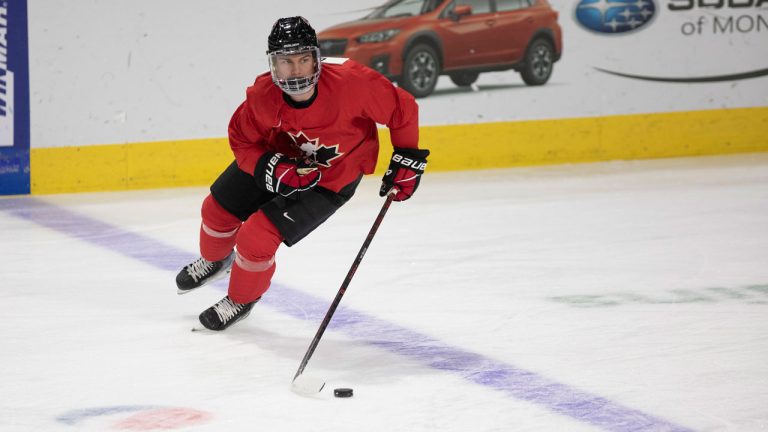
top-left (287, 131), bottom-right (343, 168)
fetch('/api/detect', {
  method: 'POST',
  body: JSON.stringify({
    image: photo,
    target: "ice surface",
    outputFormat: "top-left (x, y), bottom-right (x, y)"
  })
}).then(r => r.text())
top-left (1, 154), bottom-right (767, 431)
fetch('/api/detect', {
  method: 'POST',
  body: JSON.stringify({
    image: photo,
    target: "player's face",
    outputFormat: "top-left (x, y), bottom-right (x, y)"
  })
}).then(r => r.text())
top-left (274, 53), bottom-right (316, 80)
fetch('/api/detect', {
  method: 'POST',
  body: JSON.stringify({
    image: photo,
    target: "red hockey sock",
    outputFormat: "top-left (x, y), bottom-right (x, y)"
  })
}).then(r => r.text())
top-left (227, 212), bottom-right (283, 304)
top-left (228, 257), bottom-right (276, 304)
top-left (200, 194), bottom-right (242, 262)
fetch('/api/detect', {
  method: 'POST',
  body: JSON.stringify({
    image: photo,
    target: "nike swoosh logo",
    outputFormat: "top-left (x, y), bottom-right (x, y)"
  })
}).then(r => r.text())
top-left (283, 212), bottom-right (295, 222)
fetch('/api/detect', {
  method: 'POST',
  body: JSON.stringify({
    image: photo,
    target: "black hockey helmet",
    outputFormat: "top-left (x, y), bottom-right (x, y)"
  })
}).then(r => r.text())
top-left (266, 17), bottom-right (322, 95)
top-left (267, 16), bottom-right (319, 54)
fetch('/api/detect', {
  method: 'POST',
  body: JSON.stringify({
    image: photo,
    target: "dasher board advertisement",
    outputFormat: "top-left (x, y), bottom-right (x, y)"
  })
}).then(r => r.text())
top-left (0, 0), bottom-right (30, 195)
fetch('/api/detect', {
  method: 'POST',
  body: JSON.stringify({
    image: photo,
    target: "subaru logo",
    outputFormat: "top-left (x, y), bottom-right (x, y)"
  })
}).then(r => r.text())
top-left (575, 0), bottom-right (656, 35)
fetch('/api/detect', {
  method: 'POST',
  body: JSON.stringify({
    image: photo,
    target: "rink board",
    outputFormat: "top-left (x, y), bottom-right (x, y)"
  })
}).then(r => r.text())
top-left (30, 106), bottom-right (768, 194)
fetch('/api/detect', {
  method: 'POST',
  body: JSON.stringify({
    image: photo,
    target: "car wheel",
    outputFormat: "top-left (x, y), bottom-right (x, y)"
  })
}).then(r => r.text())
top-left (449, 71), bottom-right (480, 87)
top-left (520, 38), bottom-right (554, 86)
top-left (400, 44), bottom-right (440, 98)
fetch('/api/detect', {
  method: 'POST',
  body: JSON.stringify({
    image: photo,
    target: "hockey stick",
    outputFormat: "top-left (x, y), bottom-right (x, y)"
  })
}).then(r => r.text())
top-left (291, 191), bottom-right (396, 395)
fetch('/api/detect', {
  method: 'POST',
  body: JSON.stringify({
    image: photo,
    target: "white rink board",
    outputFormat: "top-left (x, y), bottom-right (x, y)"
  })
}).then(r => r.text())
top-left (27, 0), bottom-right (768, 148)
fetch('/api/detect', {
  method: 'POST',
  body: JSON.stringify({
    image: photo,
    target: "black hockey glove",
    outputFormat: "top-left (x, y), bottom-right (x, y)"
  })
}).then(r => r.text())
top-left (379, 147), bottom-right (430, 201)
top-left (254, 152), bottom-right (320, 199)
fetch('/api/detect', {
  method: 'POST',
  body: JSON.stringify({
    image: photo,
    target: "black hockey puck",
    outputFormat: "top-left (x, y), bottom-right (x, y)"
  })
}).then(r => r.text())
top-left (333, 388), bottom-right (353, 398)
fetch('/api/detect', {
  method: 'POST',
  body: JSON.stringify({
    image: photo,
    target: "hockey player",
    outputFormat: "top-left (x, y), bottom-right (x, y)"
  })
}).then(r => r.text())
top-left (175, 16), bottom-right (429, 331)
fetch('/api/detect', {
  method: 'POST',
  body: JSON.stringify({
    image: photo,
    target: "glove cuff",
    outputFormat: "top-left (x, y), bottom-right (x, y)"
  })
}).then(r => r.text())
top-left (394, 147), bottom-right (430, 160)
top-left (254, 152), bottom-right (282, 192)
top-left (254, 152), bottom-right (279, 177)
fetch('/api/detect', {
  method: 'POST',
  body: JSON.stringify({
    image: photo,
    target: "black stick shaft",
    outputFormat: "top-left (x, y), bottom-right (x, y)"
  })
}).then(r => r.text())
top-left (293, 194), bottom-right (396, 381)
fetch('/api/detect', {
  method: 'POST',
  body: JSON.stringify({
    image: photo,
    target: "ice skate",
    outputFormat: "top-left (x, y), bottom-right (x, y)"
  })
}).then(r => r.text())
top-left (198, 295), bottom-right (258, 331)
top-left (176, 252), bottom-right (234, 294)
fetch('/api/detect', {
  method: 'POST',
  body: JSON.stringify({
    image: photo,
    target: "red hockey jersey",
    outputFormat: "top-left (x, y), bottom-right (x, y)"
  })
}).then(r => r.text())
top-left (227, 58), bottom-right (420, 193)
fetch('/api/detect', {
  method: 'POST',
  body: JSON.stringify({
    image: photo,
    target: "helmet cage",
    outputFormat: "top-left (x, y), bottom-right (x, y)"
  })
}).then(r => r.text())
top-left (268, 46), bottom-right (322, 95)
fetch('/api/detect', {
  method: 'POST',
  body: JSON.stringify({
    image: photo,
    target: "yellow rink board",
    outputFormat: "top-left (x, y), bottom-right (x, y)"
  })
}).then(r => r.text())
top-left (31, 107), bottom-right (768, 194)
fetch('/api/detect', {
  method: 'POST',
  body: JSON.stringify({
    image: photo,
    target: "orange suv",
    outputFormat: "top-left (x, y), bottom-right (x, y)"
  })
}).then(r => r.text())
top-left (318, 0), bottom-right (563, 98)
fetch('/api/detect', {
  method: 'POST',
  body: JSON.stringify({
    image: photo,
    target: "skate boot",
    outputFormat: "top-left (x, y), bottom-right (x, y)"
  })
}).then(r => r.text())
top-left (199, 296), bottom-right (259, 331)
top-left (176, 252), bottom-right (235, 294)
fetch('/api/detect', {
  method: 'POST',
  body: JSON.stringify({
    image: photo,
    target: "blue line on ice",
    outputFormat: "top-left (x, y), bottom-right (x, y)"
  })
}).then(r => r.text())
top-left (2, 198), bottom-right (693, 432)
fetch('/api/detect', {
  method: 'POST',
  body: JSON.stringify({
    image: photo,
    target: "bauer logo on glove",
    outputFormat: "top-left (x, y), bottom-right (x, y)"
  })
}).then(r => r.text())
top-left (380, 147), bottom-right (430, 201)
top-left (256, 152), bottom-right (321, 199)
top-left (391, 153), bottom-right (427, 171)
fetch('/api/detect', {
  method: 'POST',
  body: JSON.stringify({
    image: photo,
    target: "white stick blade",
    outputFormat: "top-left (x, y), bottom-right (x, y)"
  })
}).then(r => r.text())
top-left (290, 374), bottom-right (326, 396)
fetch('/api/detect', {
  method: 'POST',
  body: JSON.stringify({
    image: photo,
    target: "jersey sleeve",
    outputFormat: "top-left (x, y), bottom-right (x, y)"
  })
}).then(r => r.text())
top-left (227, 93), bottom-right (270, 176)
top-left (358, 66), bottom-right (420, 150)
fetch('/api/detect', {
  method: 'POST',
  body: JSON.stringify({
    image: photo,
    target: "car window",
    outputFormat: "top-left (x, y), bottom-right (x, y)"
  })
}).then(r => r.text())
top-left (457, 0), bottom-right (492, 14)
top-left (425, 0), bottom-right (447, 13)
top-left (369, 0), bottom-right (428, 18)
top-left (495, 0), bottom-right (532, 12)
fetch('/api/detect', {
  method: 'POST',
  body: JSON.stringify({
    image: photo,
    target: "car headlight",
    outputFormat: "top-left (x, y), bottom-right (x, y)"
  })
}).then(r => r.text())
top-left (357, 29), bottom-right (401, 43)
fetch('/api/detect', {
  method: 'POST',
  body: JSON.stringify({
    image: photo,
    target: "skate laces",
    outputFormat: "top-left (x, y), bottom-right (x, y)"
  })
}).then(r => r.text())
top-left (212, 297), bottom-right (244, 323)
top-left (186, 257), bottom-right (215, 282)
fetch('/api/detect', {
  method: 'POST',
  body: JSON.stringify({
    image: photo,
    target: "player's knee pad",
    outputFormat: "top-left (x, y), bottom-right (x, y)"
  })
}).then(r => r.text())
top-left (235, 211), bottom-right (283, 263)
top-left (201, 194), bottom-right (241, 232)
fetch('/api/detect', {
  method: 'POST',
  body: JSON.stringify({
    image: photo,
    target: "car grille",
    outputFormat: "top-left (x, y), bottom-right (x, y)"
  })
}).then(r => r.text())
top-left (319, 39), bottom-right (348, 56)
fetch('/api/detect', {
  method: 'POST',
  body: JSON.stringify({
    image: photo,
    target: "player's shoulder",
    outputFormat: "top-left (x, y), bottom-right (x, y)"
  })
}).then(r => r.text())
top-left (248, 72), bottom-right (274, 92)
top-left (242, 72), bottom-right (283, 118)
top-left (245, 72), bottom-right (280, 100)
top-left (321, 57), bottom-right (389, 95)
top-left (321, 57), bottom-right (377, 78)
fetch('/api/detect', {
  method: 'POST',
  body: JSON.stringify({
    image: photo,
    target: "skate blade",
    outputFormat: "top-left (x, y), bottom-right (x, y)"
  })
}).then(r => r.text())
top-left (178, 288), bottom-right (202, 295)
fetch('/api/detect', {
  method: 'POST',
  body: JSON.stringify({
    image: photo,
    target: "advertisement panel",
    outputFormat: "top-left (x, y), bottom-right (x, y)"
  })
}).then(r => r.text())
top-left (569, 0), bottom-right (767, 82)
top-left (0, 0), bottom-right (30, 195)
top-left (22, 0), bottom-right (767, 194)
top-left (340, 0), bottom-right (762, 123)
